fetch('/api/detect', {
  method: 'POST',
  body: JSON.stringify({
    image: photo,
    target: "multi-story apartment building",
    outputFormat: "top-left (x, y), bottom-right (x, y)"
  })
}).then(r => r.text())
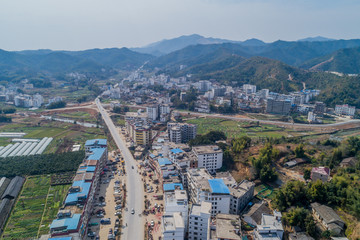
top-left (162, 212), bottom-right (185, 240)
top-left (243, 84), bottom-right (257, 94)
top-left (126, 120), bottom-right (152, 146)
top-left (164, 190), bottom-right (189, 229)
top-left (167, 122), bottom-right (197, 144)
top-left (192, 145), bottom-right (223, 174)
top-left (188, 201), bottom-right (212, 240)
top-left (49, 139), bottom-right (107, 239)
top-left (147, 105), bottom-right (159, 121)
top-left (266, 98), bottom-right (292, 115)
top-left (187, 169), bottom-right (254, 217)
top-left (229, 180), bottom-right (255, 215)
top-left (335, 104), bottom-right (356, 116)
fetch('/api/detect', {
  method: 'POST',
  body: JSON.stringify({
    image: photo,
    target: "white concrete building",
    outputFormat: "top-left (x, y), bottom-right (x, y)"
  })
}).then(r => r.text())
top-left (164, 190), bottom-right (189, 229)
top-left (335, 104), bottom-right (356, 116)
top-left (162, 212), bottom-right (185, 240)
top-left (192, 145), bottom-right (223, 174)
top-left (168, 122), bottom-right (197, 144)
top-left (243, 84), bottom-right (257, 94)
top-left (188, 201), bottom-right (212, 240)
top-left (32, 93), bottom-right (44, 108)
top-left (147, 105), bottom-right (159, 121)
top-left (254, 211), bottom-right (284, 240)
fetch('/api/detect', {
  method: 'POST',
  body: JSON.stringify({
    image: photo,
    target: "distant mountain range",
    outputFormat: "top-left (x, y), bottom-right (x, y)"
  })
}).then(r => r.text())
top-left (1, 34), bottom-right (360, 107)
top-left (130, 34), bottom-right (266, 56)
top-left (0, 48), bottom-right (153, 75)
top-left (297, 36), bottom-right (335, 42)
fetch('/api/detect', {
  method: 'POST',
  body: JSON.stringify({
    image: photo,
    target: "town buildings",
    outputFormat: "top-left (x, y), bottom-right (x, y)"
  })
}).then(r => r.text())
top-left (49, 139), bottom-right (107, 239)
top-left (192, 145), bottom-right (223, 174)
top-left (211, 214), bottom-right (241, 240)
top-left (188, 201), bottom-right (212, 240)
top-left (254, 211), bottom-right (284, 240)
top-left (168, 122), bottom-right (197, 144)
top-left (335, 104), bottom-right (356, 116)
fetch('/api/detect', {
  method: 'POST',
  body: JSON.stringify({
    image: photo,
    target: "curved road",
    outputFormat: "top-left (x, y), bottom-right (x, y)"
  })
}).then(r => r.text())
top-left (95, 98), bottom-right (144, 240)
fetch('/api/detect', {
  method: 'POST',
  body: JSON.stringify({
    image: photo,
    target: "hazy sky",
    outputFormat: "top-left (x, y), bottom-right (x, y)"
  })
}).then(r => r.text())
top-left (1, 0), bottom-right (359, 50)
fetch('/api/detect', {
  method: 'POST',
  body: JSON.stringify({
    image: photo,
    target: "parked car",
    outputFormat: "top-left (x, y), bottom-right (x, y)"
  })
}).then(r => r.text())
top-left (100, 218), bottom-right (111, 225)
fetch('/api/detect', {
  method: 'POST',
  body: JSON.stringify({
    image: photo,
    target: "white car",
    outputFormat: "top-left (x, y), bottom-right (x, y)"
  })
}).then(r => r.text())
top-left (131, 208), bottom-right (135, 214)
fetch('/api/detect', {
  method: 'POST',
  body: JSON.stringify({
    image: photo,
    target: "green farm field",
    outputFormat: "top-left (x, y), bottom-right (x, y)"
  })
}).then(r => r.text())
top-left (1, 175), bottom-right (70, 239)
top-left (185, 117), bottom-right (291, 139)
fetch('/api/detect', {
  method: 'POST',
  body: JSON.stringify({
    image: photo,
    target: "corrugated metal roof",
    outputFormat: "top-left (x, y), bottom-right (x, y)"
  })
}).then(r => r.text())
top-left (85, 139), bottom-right (107, 146)
top-left (157, 158), bottom-right (172, 166)
top-left (87, 148), bottom-right (106, 161)
top-left (50, 213), bottom-right (81, 231)
top-left (64, 181), bottom-right (91, 205)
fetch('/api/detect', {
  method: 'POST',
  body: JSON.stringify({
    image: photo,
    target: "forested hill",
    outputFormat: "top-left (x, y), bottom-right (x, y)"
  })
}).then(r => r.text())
top-left (0, 47), bottom-right (154, 75)
top-left (146, 39), bottom-right (360, 70)
top-left (301, 47), bottom-right (360, 74)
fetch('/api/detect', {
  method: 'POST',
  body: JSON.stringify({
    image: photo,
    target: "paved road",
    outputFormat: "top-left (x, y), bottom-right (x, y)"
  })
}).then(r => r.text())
top-left (174, 110), bottom-right (360, 128)
top-left (95, 98), bottom-right (144, 240)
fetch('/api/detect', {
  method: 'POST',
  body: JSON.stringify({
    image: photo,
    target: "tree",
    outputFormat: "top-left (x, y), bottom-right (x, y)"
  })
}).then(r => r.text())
top-left (252, 143), bottom-right (279, 183)
top-left (231, 136), bottom-right (251, 154)
top-left (295, 144), bottom-right (305, 158)
top-left (273, 181), bottom-right (309, 211)
top-left (303, 168), bottom-right (311, 180)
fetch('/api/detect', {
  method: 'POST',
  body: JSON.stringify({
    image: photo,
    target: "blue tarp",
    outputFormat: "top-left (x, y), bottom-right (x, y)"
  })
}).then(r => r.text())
top-left (64, 180), bottom-right (91, 205)
top-left (85, 139), bottom-right (107, 146)
top-left (50, 214), bottom-right (81, 231)
top-left (163, 183), bottom-right (184, 192)
top-left (157, 158), bottom-right (172, 166)
top-left (171, 148), bottom-right (184, 154)
top-left (208, 179), bottom-right (230, 194)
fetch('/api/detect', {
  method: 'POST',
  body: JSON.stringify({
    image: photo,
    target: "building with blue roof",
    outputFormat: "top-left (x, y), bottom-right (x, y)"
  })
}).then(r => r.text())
top-left (85, 139), bottom-right (107, 153)
top-left (157, 158), bottom-right (172, 167)
top-left (170, 148), bottom-right (184, 154)
top-left (163, 183), bottom-right (183, 192)
top-left (208, 179), bottom-right (230, 194)
top-left (50, 214), bottom-right (81, 235)
top-left (64, 180), bottom-right (91, 205)
top-left (86, 147), bottom-right (106, 161)
top-left (49, 139), bottom-right (108, 239)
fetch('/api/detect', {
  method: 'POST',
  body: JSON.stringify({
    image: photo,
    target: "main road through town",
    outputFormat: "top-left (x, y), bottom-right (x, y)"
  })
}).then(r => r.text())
top-left (95, 98), bottom-right (144, 240)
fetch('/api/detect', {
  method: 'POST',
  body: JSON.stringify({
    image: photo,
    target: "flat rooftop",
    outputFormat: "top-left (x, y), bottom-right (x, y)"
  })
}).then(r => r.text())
top-left (191, 201), bottom-right (211, 216)
top-left (192, 145), bottom-right (222, 155)
top-left (216, 214), bottom-right (241, 240)
top-left (162, 212), bottom-right (184, 232)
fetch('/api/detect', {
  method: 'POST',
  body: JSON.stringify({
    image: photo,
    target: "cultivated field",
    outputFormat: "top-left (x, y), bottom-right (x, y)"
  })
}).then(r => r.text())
top-left (1, 175), bottom-right (70, 239)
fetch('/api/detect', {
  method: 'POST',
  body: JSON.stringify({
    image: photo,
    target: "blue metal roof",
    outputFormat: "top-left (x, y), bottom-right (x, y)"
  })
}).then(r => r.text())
top-left (163, 183), bottom-right (183, 192)
top-left (171, 148), bottom-right (184, 154)
top-left (64, 181), bottom-right (91, 205)
top-left (85, 139), bottom-right (107, 146)
top-left (86, 166), bottom-right (96, 172)
top-left (208, 179), bottom-right (230, 194)
top-left (149, 153), bottom-right (156, 159)
top-left (157, 158), bottom-right (172, 166)
top-left (50, 214), bottom-right (81, 231)
top-left (87, 148), bottom-right (106, 161)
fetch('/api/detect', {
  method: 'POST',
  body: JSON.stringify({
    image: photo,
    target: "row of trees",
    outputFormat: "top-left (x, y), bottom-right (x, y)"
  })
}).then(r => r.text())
top-left (47, 100), bottom-right (66, 109)
top-left (0, 151), bottom-right (85, 177)
top-left (112, 106), bottom-right (130, 114)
